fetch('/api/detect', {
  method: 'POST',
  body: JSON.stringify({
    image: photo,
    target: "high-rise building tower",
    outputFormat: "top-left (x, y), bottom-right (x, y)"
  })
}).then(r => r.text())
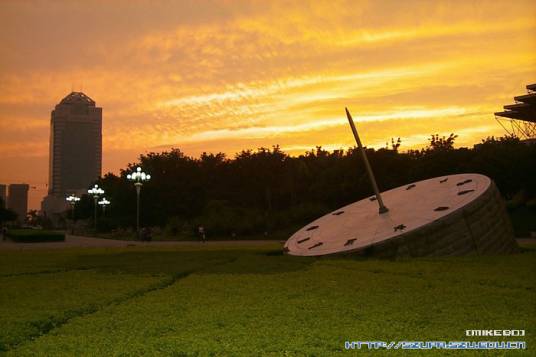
top-left (7, 184), bottom-right (29, 223)
top-left (42, 92), bottom-right (102, 217)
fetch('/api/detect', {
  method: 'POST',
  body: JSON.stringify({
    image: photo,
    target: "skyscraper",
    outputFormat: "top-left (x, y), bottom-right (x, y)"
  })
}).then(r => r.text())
top-left (7, 184), bottom-right (29, 223)
top-left (42, 92), bottom-right (102, 217)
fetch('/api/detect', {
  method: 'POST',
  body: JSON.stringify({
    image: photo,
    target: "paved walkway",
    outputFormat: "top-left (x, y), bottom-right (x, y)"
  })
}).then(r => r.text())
top-left (516, 238), bottom-right (536, 246)
top-left (1, 235), bottom-right (532, 251)
top-left (0, 234), bottom-right (283, 250)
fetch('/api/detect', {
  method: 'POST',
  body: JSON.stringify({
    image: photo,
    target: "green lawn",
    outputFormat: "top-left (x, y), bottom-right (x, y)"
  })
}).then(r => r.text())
top-left (0, 243), bottom-right (534, 356)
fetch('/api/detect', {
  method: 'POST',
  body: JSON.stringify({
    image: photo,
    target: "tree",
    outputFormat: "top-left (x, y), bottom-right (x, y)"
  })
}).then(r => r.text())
top-left (386, 137), bottom-right (402, 152)
top-left (78, 134), bottom-right (534, 237)
top-left (426, 133), bottom-right (458, 152)
top-left (0, 198), bottom-right (17, 224)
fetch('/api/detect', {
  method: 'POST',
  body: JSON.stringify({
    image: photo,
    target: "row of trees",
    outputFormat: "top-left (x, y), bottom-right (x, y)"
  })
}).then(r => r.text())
top-left (0, 198), bottom-right (18, 226)
top-left (72, 134), bottom-right (535, 237)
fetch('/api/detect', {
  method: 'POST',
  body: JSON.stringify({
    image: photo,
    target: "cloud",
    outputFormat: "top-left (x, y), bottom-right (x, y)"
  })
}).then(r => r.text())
top-left (1, 0), bottom-right (535, 211)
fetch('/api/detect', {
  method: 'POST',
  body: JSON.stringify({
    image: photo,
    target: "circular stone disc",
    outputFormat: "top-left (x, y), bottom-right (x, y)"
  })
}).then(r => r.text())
top-left (285, 173), bottom-right (491, 256)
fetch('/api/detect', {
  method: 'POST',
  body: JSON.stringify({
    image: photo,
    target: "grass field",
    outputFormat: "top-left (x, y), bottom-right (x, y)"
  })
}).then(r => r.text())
top-left (1, 243), bottom-right (534, 356)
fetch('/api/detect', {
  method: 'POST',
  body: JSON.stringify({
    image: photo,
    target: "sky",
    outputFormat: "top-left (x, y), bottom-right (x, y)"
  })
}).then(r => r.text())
top-left (0, 0), bottom-right (535, 210)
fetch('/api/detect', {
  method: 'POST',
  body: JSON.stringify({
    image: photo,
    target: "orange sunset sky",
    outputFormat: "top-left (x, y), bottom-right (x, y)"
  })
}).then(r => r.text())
top-left (1, 0), bottom-right (535, 210)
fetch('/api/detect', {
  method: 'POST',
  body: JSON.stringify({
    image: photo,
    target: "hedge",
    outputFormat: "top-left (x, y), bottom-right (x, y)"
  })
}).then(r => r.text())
top-left (6, 229), bottom-right (65, 243)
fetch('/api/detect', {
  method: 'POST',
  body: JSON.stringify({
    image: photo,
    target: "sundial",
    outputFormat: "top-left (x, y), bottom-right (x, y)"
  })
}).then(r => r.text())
top-left (285, 109), bottom-right (518, 257)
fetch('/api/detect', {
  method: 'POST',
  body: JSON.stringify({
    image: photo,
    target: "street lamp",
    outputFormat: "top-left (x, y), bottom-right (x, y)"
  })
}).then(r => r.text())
top-left (127, 167), bottom-right (151, 236)
top-left (65, 194), bottom-right (80, 234)
top-left (98, 198), bottom-right (110, 215)
top-left (87, 184), bottom-right (104, 230)
top-left (65, 194), bottom-right (80, 220)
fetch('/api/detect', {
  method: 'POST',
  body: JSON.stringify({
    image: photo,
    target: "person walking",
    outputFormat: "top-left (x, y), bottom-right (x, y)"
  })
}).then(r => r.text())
top-left (198, 225), bottom-right (206, 243)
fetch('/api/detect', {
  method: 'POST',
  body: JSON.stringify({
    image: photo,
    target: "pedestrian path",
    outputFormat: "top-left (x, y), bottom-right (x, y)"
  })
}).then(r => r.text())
top-left (0, 234), bottom-right (282, 250)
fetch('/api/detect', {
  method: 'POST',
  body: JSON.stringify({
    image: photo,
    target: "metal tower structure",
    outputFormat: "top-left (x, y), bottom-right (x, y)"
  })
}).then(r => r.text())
top-left (495, 83), bottom-right (536, 140)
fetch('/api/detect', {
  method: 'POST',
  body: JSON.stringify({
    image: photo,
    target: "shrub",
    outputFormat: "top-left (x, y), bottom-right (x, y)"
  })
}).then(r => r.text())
top-left (6, 229), bottom-right (65, 243)
top-left (165, 216), bottom-right (190, 236)
top-left (96, 217), bottom-right (117, 233)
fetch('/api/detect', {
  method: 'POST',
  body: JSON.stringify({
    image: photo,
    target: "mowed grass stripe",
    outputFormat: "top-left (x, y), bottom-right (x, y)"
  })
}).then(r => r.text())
top-left (0, 267), bottom-right (95, 279)
top-left (0, 249), bottom-right (246, 353)
top-left (0, 270), bottom-right (167, 351)
top-left (8, 251), bottom-right (535, 356)
top-left (0, 250), bottom-right (76, 276)
top-left (319, 252), bottom-right (536, 291)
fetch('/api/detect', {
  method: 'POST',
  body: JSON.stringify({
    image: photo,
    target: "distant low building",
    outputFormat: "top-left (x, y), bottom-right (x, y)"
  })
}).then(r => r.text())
top-left (7, 184), bottom-right (29, 223)
top-left (42, 92), bottom-right (102, 218)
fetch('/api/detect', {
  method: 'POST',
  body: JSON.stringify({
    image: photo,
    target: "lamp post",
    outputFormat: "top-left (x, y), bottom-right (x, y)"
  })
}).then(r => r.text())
top-left (65, 194), bottom-right (80, 220)
top-left (127, 167), bottom-right (151, 236)
top-left (66, 194), bottom-right (80, 234)
top-left (98, 198), bottom-right (110, 215)
top-left (87, 184), bottom-right (104, 230)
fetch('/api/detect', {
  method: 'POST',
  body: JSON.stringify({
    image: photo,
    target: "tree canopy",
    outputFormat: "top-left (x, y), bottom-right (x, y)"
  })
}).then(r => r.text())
top-left (75, 134), bottom-right (536, 237)
top-left (0, 197), bottom-right (18, 225)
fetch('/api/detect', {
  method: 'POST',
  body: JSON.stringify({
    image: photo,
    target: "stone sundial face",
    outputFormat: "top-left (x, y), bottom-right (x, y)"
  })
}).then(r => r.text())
top-left (285, 173), bottom-right (494, 256)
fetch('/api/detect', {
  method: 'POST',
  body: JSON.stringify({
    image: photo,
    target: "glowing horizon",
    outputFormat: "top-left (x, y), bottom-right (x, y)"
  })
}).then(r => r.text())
top-left (1, 0), bottom-right (535, 209)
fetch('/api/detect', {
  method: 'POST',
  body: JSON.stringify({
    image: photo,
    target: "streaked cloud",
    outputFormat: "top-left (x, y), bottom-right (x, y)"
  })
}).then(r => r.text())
top-left (0, 0), bottom-right (535, 209)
